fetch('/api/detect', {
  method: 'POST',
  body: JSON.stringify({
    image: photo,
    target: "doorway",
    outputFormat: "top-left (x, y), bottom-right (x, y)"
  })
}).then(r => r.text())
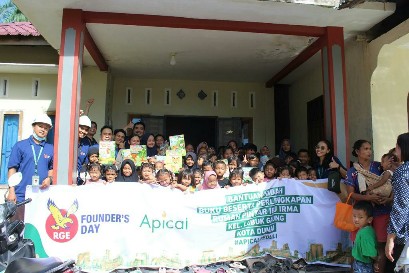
top-left (165, 116), bottom-right (217, 148)
top-left (307, 95), bottom-right (324, 153)
top-left (1, 114), bottom-right (20, 184)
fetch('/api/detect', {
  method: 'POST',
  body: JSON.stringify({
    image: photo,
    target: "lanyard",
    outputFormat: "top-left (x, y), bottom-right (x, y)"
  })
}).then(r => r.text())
top-left (31, 144), bottom-right (43, 175)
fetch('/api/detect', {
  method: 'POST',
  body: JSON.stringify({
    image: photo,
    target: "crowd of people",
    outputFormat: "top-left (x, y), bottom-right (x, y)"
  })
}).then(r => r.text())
top-left (6, 112), bottom-right (409, 273)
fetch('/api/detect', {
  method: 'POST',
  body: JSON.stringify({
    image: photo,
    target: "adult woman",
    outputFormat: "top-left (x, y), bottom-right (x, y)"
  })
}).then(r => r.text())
top-left (312, 139), bottom-right (347, 179)
top-left (278, 138), bottom-right (296, 161)
top-left (146, 134), bottom-right (158, 157)
top-left (344, 139), bottom-right (391, 273)
top-left (385, 133), bottom-right (409, 270)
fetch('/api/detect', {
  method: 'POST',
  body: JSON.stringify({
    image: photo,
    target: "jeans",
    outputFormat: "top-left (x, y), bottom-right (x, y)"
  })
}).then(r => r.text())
top-left (353, 260), bottom-right (374, 273)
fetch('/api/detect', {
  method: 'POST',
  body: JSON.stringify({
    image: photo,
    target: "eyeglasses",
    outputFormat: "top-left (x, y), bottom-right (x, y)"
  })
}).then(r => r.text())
top-left (315, 145), bottom-right (326, 150)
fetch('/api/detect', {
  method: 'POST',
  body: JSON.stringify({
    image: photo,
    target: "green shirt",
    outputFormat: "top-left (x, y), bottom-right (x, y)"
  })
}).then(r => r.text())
top-left (352, 226), bottom-right (377, 264)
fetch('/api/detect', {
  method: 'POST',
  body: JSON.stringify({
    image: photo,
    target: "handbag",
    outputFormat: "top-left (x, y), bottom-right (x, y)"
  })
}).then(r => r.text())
top-left (333, 192), bottom-right (358, 232)
top-left (327, 169), bottom-right (341, 194)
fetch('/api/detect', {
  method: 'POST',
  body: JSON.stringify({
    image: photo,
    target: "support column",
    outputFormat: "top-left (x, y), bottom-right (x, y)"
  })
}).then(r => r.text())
top-left (321, 27), bottom-right (350, 166)
top-left (53, 9), bottom-right (85, 185)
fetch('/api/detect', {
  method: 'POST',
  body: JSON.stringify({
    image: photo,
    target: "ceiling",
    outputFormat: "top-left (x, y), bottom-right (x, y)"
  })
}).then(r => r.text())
top-left (13, 0), bottom-right (395, 83)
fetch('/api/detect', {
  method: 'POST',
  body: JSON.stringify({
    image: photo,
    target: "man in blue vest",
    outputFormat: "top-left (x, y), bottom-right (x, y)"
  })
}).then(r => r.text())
top-left (77, 115), bottom-right (92, 185)
top-left (7, 113), bottom-right (54, 220)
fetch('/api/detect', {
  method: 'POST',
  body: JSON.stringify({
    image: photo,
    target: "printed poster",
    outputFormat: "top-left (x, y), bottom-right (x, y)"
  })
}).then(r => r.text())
top-left (99, 141), bottom-right (116, 165)
top-left (169, 134), bottom-right (186, 156)
top-left (165, 150), bottom-right (183, 174)
top-left (24, 179), bottom-right (350, 273)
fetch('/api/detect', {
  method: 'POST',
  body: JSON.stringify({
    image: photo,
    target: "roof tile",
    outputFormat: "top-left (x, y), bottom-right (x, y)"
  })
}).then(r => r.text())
top-left (0, 22), bottom-right (40, 36)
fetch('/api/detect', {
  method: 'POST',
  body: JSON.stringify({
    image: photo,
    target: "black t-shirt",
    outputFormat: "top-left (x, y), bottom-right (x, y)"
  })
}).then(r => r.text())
top-left (218, 177), bottom-right (230, 188)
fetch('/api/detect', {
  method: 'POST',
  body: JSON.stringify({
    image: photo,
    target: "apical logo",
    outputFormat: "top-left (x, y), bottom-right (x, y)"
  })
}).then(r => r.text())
top-left (45, 199), bottom-right (79, 243)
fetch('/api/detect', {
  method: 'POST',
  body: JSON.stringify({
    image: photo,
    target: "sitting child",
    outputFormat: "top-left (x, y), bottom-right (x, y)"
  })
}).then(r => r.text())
top-left (249, 168), bottom-right (264, 184)
top-left (140, 163), bottom-right (156, 184)
top-left (85, 163), bottom-right (105, 184)
top-left (184, 152), bottom-right (197, 170)
top-left (154, 160), bottom-right (164, 173)
top-left (202, 160), bottom-right (213, 172)
top-left (214, 160), bottom-right (229, 188)
top-left (200, 171), bottom-right (220, 190)
top-left (307, 168), bottom-right (317, 181)
top-left (246, 154), bottom-right (260, 168)
top-left (103, 165), bottom-right (117, 183)
top-left (295, 166), bottom-right (308, 180)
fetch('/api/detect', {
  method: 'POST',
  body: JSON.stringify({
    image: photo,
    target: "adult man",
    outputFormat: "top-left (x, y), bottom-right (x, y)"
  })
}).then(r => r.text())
top-left (81, 121), bottom-right (98, 146)
top-left (133, 121), bottom-right (150, 145)
top-left (77, 115), bottom-right (92, 185)
top-left (100, 125), bottom-right (114, 141)
top-left (7, 114), bottom-right (54, 220)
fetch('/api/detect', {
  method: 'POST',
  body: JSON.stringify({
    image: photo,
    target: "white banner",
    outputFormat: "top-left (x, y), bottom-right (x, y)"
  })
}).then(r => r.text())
top-left (24, 179), bottom-right (349, 273)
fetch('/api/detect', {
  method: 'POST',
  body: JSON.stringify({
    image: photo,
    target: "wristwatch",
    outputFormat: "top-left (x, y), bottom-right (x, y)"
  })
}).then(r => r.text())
top-left (48, 176), bottom-right (53, 184)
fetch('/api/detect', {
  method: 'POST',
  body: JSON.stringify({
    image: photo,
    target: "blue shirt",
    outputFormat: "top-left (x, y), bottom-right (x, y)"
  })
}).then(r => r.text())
top-left (344, 161), bottom-right (391, 216)
top-left (388, 161), bottom-right (409, 245)
top-left (77, 141), bottom-right (89, 185)
top-left (81, 136), bottom-right (97, 147)
top-left (8, 136), bottom-right (53, 202)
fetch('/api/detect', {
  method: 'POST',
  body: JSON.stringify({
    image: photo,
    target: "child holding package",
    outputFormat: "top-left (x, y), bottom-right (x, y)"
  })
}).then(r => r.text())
top-left (352, 201), bottom-right (378, 273)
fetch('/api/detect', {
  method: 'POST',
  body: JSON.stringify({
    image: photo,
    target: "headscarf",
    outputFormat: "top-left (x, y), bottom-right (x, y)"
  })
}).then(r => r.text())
top-left (201, 170), bottom-right (220, 190)
top-left (116, 159), bottom-right (139, 182)
top-left (196, 141), bottom-right (208, 155)
top-left (145, 134), bottom-right (158, 157)
top-left (184, 152), bottom-right (197, 169)
top-left (278, 139), bottom-right (296, 160)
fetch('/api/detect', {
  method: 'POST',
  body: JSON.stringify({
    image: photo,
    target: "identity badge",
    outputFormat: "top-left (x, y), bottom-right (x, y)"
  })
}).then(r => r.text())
top-left (32, 175), bottom-right (40, 187)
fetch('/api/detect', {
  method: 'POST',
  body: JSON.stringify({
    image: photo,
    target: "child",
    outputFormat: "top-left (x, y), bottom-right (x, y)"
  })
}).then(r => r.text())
top-left (175, 169), bottom-right (195, 192)
top-left (295, 166), bottom-right (308, 180)
top-left (288, 159), bottom-right (300, 176)
top-left (307, 168), bottom-right (317, 181)
top-left (246, 154), bottom-right (260, 168)
top-left (192, 169), bottom-right (203, 187)
top-left (263, 161), bottom-right (277, 181)
top-left (351, 201), bottom-right (377, 273)
top-left (79, 146), bottom-right (99, 185)
top-left (229, 168), bottom-right (244, 187)
top-left (277, 166), bottom-right (291, 179)
top-left (85, 163), bottom-right (104, 184)
top-left (184, 152), bottom-right (197, 170)
top-left (202, 160), bottom-right (213, 172)
top-left (196, 154), bottom-right (207, 170)
top-left (214, 160), bottom-right (229, 188)
top-left (116, 159), bottom-right (139, 182)
top-left (227, 156), bottom-right (240, 172)
top-left (103, 165), bottom-right (117, 183)
top-left (297, 149), bottom-right (311, 169)
top-left (156, 168), bottom-right (172, 187)
top-left (355, 153), bottom-right (397, 197)
top-left (155, 160), bottom-right (164, 173)
top-left (140, 162), bottom-right (156, 184)
top-left (200, 171), bottom-right (220, 190)
top-left (249, 168), bottom-right (264, 184)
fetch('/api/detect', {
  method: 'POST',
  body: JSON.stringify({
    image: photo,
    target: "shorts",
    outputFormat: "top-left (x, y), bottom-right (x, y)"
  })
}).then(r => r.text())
top-left (353, 260), bottom-right (374, 273)
top-left (372, 213), bottom-right (389, 243)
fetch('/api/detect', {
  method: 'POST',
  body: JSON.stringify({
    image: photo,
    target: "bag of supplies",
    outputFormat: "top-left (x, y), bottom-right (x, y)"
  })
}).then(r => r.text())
top-left (333, 192), bottom-right (358, 232)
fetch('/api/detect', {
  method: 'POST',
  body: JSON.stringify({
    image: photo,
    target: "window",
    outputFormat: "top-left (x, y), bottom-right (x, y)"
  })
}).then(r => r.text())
top-left (145, 88), bottom-right (152, 105)
top-left (231, 91), bottom-right (237, 108)
top-left (249, 92), bottom-right (256, 109)
top-left (0, 78), bottom-right (9, 97)
top-left (164, 88), bottom-right (171, 106)
top-left (32, 78), bottom-right (40, 97)
top-left (125, 87), bottom-right (133, 105)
